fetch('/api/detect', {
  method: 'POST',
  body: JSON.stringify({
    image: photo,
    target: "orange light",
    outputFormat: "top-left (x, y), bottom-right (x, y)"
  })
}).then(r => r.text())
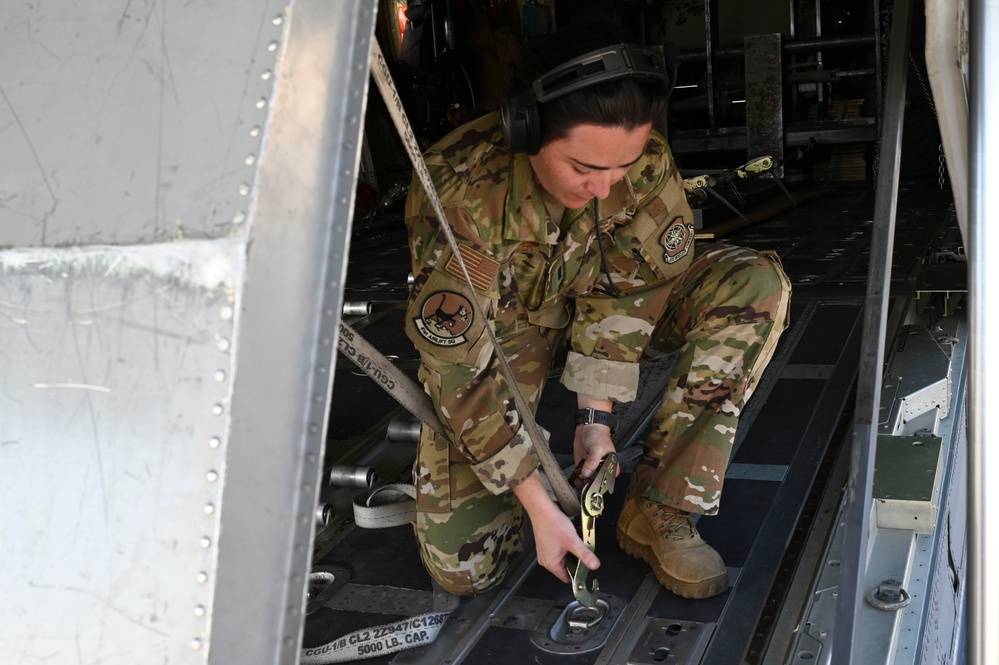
top-left (397, 4), bottom-right (408, 50)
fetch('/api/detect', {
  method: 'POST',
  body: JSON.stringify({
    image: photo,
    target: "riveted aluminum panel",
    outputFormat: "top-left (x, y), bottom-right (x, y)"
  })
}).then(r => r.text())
top-left (0, 241), bottom-right (243, 663)
top-left (0, 0), bottom-right (376, 663)
top-left (0, 0), bottom-right (283, 247)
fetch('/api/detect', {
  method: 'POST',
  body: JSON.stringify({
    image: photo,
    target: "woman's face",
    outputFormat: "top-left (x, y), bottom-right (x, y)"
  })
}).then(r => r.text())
top-left (528, 122), bottom-right (653, 209)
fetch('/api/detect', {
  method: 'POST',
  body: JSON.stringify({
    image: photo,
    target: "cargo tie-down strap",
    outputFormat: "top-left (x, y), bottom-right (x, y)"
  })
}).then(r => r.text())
top-left (301, 484), bottom-right (454, 664)
top-left (336, 321), bottom-right (447, 440)
top-left (301, 577), bottom-right (459, 664)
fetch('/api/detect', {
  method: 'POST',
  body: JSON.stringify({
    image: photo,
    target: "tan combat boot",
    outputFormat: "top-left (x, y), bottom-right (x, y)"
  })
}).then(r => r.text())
top-left (616, 491), bottom-right (728, 599)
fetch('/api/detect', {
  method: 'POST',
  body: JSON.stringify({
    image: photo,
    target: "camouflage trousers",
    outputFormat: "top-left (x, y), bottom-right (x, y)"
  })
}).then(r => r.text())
top-left (414, 243), bottom-right (791, 594)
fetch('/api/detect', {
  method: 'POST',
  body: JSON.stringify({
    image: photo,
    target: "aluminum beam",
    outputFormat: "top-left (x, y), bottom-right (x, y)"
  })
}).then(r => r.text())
top-left (925, 0), bottom-right (970, 244)
top-left (210, 1), bottom-right (377, 663)
top-left (832, 0), bottom-right (913, 661)
top-left (969, 0), bottom-right (999, 662)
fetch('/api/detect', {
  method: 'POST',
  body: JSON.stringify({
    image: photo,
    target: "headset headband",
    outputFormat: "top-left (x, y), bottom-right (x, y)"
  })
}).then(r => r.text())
top-left (532, 43), bottom-right (670, 103)
top-left (501, 43), bottom-right (675, 154)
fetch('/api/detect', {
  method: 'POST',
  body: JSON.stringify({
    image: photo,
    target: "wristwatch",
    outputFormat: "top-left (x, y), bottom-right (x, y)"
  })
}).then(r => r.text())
top-left (574, 407), bottom-right (618, 432)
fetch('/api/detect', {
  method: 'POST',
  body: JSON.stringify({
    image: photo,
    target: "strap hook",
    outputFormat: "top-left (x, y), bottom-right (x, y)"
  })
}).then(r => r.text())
top-left (566, 453), bottom-right (619, 608)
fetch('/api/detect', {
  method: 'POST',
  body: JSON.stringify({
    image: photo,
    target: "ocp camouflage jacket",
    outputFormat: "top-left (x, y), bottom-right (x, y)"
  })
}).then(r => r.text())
top-left (405, 112), bottom-right (694, 495)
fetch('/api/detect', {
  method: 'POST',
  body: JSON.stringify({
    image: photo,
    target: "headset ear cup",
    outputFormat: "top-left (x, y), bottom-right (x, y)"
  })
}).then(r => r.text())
top-left (500, 94), bottom-right (541, 154)
top-left (522, 105), bottom-right (541, 155)
top-left (500, 96), bottom-right (520, 152)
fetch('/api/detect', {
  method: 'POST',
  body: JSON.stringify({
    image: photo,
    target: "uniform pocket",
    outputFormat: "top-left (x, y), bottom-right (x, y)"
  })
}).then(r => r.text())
top-left (414, 422), bottom-right (451, 514)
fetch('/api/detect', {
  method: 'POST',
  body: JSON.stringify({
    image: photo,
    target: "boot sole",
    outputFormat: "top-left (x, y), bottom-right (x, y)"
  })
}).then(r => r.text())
top-left (617, 532), bottom-right (728, 600)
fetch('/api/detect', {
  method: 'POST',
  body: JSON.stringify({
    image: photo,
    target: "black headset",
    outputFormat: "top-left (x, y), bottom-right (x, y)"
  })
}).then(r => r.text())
top-left (500, 43), bottom-right (676, 155)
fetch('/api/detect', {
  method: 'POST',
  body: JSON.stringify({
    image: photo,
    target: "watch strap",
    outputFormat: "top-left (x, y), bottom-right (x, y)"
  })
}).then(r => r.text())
top-left (575, 407), bottom-right (618, 431)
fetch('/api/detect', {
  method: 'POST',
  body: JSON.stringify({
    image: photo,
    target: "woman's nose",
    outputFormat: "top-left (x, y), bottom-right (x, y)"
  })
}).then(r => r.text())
top-left (583, 172), bottom-right (615, 200)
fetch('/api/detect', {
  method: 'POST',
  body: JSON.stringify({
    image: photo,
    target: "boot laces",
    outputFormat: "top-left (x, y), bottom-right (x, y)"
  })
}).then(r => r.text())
top-left (646, 502), bottom-right (696, 540)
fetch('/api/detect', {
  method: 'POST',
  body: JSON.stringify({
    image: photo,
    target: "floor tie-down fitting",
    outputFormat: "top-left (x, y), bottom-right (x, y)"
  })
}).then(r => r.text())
top-left (531, 593), bottom-right (625, 654)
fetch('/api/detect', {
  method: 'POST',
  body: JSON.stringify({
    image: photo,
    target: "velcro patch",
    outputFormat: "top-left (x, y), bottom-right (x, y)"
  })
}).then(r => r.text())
top-left (660, 217), bottom-right (694, 264)
top-left (445, 244), bottom-right (499, 295)
top-left (644, 196), bottom-right (668, 224)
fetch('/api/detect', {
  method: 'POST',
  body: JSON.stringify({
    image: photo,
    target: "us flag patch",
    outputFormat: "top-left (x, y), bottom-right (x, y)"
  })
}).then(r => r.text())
top-left (445, 245), bottom-right (499, 294)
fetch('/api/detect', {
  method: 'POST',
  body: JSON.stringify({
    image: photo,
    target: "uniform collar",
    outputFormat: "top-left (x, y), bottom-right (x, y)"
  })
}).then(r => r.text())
top-left (503, 152), bottom-right (561, 245)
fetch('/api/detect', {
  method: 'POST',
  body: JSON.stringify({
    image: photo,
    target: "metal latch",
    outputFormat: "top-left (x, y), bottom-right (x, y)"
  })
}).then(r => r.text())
top-left (566, 453), bottom-right (618, 608)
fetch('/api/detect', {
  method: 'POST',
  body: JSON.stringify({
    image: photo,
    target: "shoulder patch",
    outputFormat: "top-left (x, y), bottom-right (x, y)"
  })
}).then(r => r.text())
top-left (660, 217), bottom-right (695, 264)
top-left (414, 290), bottom-right (475, 347)
top-left (445, 244), bottom-right (500, 295)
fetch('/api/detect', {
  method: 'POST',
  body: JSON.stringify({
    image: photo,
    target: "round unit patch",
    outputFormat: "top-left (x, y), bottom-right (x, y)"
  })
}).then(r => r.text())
top-left (660, 218), bottom-right (694, 264)
top-left (414, 291), bottom-right (475, 347)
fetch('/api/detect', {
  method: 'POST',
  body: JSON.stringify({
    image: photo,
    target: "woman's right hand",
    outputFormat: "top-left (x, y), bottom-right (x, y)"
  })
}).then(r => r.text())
top-left (512, 471), bottom-right (599, 583)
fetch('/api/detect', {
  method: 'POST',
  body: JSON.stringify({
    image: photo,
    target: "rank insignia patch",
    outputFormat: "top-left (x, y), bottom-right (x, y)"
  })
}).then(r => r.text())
top-left (414, 291), bottom-right (475, 347)
top-left (660, 218), bottom-right (694, 264)
top-left (644, 196), bottom-right (668, 224)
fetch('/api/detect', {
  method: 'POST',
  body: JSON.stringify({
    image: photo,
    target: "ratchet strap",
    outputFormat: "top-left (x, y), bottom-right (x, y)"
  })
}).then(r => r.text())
top-left (364, 40), bottom-right (580, 516)
top-left (337, 321), bottom-right (447, 439)
top-left (301, 582), bottom-right (459, 664)
top-left (566, 454), bottom-right (619, 608)
top-left (351, 483), bottom-right (416, 529)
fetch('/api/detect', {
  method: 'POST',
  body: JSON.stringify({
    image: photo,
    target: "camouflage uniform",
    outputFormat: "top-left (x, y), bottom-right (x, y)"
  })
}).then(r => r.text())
top-left (404, 112), bottom-right (791, 595)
